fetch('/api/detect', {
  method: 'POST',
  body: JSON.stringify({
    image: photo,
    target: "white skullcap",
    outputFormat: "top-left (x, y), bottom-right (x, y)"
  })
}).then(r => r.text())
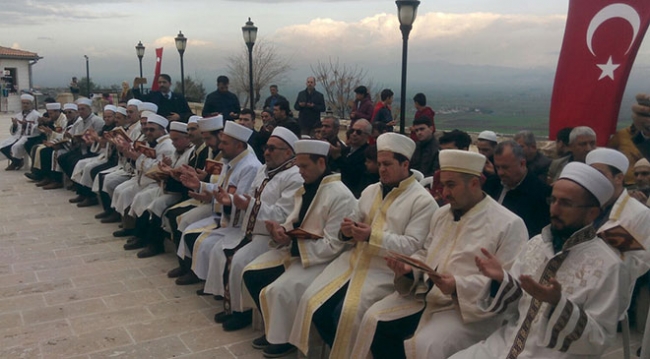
top-left (223, 121), bottom-right (253, 143)
top-left (46, 103), bottom-right (61, 110)
top-left (376, 133), bottom-right (416, 160)
top-left (586, 148), bottom-right (630, 175)
top-left (439, 149), bottom-right (486, 177)
top-left (116, 107), bottom-right (127, 116)
top-left (170, 121), bottom-right (188, 133)
top-left (76, 98), bottom-right (92, 107)
top-left (188, 115), bottom-right (202, 125)
top-left (141, 111), bottom-right (155, 118)
top-left (103, 105), bottom-right (117, 113)
top-left (295, 140), bottom-right (330, 157)
top-left (635, 158), bottom-right (650, 169)
top-left (478, 130), bottom-right (498, 143)
top-left (63, 103), bottom-right (78, 111)
top-left (127, 99), bottom-right (142, 107)
top-left (198, 115), bottom-right (224, 132)
top-left (20, 94), bottom-right (35, 102)
top-left (146, 113), bottom-right (169, 129)
top-left (559, 162), bottom-right (614, 207)
top-left (271, 126), bottom-right (299, 151)
top-left (138, 102), bottom-right (158, 113)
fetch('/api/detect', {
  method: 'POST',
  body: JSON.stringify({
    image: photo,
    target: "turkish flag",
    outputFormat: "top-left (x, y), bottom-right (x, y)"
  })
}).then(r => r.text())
top-left (550, 0), bottom-right (650, 145)
top-left (151, 47), bottom-right (164, 92)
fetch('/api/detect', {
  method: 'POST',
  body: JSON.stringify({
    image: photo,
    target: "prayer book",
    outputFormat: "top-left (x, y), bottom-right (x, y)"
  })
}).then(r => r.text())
top-left (205, 159), bottom-right (223, 176)
top-left (286, 228), bottom-right (321, 240)
top-left (387, 251), bottom-right (441, 278)
top-left (599, 224), bottom-right (644, 253)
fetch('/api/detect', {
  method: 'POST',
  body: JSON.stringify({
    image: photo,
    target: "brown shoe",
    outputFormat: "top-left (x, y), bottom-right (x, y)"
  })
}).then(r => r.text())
top-left (77, 197), bottom-right (98, 207)
top-left (36, 178), bottom-right (52, 187)
top-left (175, 271), bottom-right (200, 285)
top-left (42, 182), bottom-right (64, 190)
top-left (100, 212), bottom-right (121, 223)
top-left (69, 195), bottom-right (85, 203)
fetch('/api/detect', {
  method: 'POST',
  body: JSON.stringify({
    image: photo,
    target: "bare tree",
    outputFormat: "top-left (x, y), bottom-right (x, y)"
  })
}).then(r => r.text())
top-left (173, 75), bottom-right (206, 103)
top-left (310, 57), bottom-right (370, 119)
top-left (226, 40), bottom-right (292, 109)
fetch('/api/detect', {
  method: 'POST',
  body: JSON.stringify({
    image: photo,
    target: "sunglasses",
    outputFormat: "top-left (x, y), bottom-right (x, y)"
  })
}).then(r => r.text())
top-left (635, 171), bottom-right (650, 176)
top-left (347, 129), bottom-right (366, 136)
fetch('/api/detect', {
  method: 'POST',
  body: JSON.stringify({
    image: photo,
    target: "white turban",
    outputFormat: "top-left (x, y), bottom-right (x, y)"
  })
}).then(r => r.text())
top-left (20, 94), bottom-right (35, 102)
top-left (146, 113), bottom-right (169, 129)
top-left (635, 158), bottom-right (650, 169)
top-left (271, 126), bottom-right (299, 151)
top-left (103, 105), bottom-right (117, 113)
top-left (63, 103), bottom-right (78, 111)
top-left (46, 103), bottom-right (61, 110)
top-left (559, 162), bottom-right (614, 207)
top-left (223, 121), bottom-right (253, 143)
top-left (478, 130), bottom-right (498, 143)
top-left (116, 107), bottom-right (128, 116)
top-left (586, 148), bottom-right (630, 175)
top-left (295, 140), bottom-right (330, 157)
top-left (127, 99), bottom-right (142, 107)
top-left (198, 115), bottom-right (224, 132)
top-left (188, 115), bottom-right (202, 125)
top-left (439, 149), bottom-right (486, 177)
top-left (76, 98), bottom-right (92, 107)
top-left (170, 121), bottom-right (188, 133)
top-left (376, 133), bottom-right (416, 160)
top-left (139, 102), bottom-right (158, 113)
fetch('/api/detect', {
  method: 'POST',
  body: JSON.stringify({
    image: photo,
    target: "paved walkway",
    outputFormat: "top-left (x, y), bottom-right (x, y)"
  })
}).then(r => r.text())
top-left (0, 113), bottom-right (640, 358)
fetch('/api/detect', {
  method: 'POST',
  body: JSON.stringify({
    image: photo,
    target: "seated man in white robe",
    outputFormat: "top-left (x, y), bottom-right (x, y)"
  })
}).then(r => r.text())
top-left (241, 139), bottom-right (357, 358)
top-left (172, 120), bottom-right (261, 285)
top-left (31, 103), bottom-right (76, 185)
top-left (353, 149), bottom-right (528, 359)
top-left (25, 102), bottom-right (68, 181)
top-left (0, 93), bottom-right (40, 170)
top-left (110, 113), bottom-right (175, 235)
top-left (201, 127), bottom-right (303, 332)
top-left (451, 162), bottom-right (628, 359)
top-left (288, 133), bottom-right (438, 358)
top-left (124, 121), bottom-right (195, 258)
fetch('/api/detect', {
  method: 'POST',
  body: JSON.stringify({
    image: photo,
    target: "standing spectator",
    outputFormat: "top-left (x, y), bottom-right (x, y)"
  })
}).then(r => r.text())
top-left (555, 127), bottom-right (573, 157)
top-left (409, 116), bottom-right (439, 177)
top-left (513, 130), bottom-right (552, 183)
top-left (202, 75), bottom-right (241, 121)
top-left (320, 116), bottom-right (347, 171)
top-left (263, 85), bottom-right (287, 111)
top-left (294, 77), bottom-right (326, 136)
top-left (337, 119), bottom-right (371, 197)
top-left (609, 94), bottom-right (650, 185)
top-left (132, 74), bottom-right (193, 122)
top-left (70, 77), bottom-right (80, 99)
top-left (350, 86), bottom-right (374, 124)
top-left (273, 100), bottom-right (301, 138)
top-left (547, 126), bottom-right (597, 184)
top-left (413, 93), bottom-right (435, 131)
top-left (119, 81), bottom-right (134, 102)
top-left (371, 89), bottom-right (395, 130)
top-left (238, 108), bottom-right (264, 163)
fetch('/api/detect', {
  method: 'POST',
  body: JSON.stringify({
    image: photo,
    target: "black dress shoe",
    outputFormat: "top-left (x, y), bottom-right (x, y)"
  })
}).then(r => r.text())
top-left (77, 197), bottom-right (98, 207)
top-left (214, 295), bottom-right (224, 301)
top-left (123, 238), bottom-right (145, 250)
top-left (175, 271), bottom-right (201, 285)
top-left (214, 311), bottom-right (232, 324)
top-left (196, 288), bottom-right (209, 296)
top-left (252, 335), bottom-right (270, 349)
top-left (100, 212), bottom-right (121, 223)
top-left (263, 343), bottom-right (296, 358)
top-left (69, 195), bottom-right (85, 203)
top-left (137, 246), bottom-right (164, 258)
top-left (113, 228), bottom-right (134, 238)
top-left (24, 172), bottom-right (40, 181)
top-left (167, 266), bottom-right (187, 278)
top-left (222, 310), bottom-right (252, 331)
top-left (94, 211), bottom-right (110, 219)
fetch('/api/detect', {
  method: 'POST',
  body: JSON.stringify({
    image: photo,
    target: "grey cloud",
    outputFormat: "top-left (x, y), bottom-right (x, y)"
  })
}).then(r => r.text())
top-left (0, 1), bottom-right (130, 26)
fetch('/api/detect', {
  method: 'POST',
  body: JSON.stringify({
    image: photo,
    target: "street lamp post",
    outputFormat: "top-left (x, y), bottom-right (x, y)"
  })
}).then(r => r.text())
top-left (84, 55), bottom-right (90, 98)
top-left (175, 31), bottom-right (188, 97)
top-left (242, 18), bottom-right (258, 110)
top-left (135, 41), bottom-right (145, 94)
top-left (396, 0), bottom-right (420, 134)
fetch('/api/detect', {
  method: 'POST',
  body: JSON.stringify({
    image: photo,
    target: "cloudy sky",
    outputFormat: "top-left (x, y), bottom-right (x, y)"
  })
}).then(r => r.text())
top-left (3, 0), bottom-right (649, 94)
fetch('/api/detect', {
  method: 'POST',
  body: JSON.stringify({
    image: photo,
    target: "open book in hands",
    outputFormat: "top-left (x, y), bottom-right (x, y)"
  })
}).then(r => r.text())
top-left (599, 224), bottom-right (644, 253)
top-left (204, 159), bottom-right (223, 176)
top-left (386, 251), bottom-right (441, 279)
top-left (286, 228), bottom-right (321, 240)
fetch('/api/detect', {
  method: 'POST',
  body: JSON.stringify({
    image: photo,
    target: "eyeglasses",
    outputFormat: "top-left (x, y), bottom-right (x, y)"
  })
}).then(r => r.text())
top-left (635, 171), bottom-right (650, 176)
top-left (64, 111), bottom-right (75, 114)
top-left (144, 128), bottom-right (156, 133)
top-left (347, 129), bottom-right (366, 136)
top-left (546, 196), bottom-right (596, 209)
top-left (263, 145), bottom-right (288, 152)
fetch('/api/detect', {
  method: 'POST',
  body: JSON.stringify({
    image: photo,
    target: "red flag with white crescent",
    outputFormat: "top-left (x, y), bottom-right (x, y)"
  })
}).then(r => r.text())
top-left (151, 47), bottom-right (164, 92)
top-left (549, 0), bottom-right (650, 145)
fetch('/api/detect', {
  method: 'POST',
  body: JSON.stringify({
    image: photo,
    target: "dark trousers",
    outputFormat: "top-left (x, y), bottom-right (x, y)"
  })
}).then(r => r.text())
top-left (58, 149), bottom-right (97, 178)
top-left (75, 159), bottom-right (117, 197)
top-left (370, 309), bottom-right (423, 359)
top-left (34, 147), bottom-right (54, 177)
top-left (0, 143), bottom-right (18, 162)
top-left (242, 265), bottom-right (285, 313)
top-left (143, 214), bottom-right (165, 251)
top-left (312, 283), bottom-right (349, 347)
top-left (24, 136), bottom-right (43, 158)
top-left (164, 205), bottom-right (195, 247)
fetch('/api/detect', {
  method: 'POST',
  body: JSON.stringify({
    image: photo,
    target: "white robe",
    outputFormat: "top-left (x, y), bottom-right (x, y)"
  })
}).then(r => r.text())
top-left (243, 174), bottom-right (357, 344)
top-left (52, 114), bottom-right (104, 173)
top-left (176, 148), bottom-right (261, 266)
top-left (129, 144), bottom-right (194, 218)
top-left (450, 225), bottom-right (629, 359)
top-left (288, 175), bottom-right (438, 357)
top-left (94, 121), bottom-right (142, 194)
top-left (32, 113), bottom-right (67, 169)
top-left (0, 109), bottom-right (40, 159)
top-left (201, 162), bottom-right (303, 313)
top-left (352, 196), bottom-right (528, 359)
top-left (111, 135), bottom-right (175, 215)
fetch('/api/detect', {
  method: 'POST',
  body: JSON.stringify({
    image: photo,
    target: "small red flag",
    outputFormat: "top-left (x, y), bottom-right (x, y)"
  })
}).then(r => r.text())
top-left (549, 1), bottom-right (650, 145)
top-left (151, 47), bottom-right (164, 92)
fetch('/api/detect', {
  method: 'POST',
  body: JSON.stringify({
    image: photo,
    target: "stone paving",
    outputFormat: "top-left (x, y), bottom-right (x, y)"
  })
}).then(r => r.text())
top-left (0, 113), bottom-right (641, 358)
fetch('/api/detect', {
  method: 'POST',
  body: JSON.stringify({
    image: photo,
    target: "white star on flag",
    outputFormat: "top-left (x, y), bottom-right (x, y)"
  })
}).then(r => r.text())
top-left (597, 56), bottom-right (620, 80)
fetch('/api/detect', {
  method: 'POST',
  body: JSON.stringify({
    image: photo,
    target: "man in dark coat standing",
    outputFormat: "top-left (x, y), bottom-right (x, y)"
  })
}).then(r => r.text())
top-left (202, 75), bottom-right (241, 121)
top-left (133, 74), bottom-right (193, 122)
top-left (294, 76), bottom-right (326, 136)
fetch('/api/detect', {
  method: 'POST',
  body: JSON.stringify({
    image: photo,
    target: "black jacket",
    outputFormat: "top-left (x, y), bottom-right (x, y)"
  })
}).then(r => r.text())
top-left (484, 171), bottom-right (551, 238)
top-left (410, 137), bottom-right (439, 177)
top-left (294, 89), bottom-right (326, 131)
top-left (202, 90), bottom-right (241, 121)
top-left (339, 143), bottom-right (370, 198)
top-left (133, 89), bottom-right (193, 123)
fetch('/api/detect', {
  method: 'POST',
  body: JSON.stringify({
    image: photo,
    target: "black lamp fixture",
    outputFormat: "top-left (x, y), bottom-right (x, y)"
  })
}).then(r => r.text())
top-left (175, 31), bottom-right (188, 97)
top-left (242, 18), bottom-right (258, 110)
top-left (135, 41), bottom-right (145, 93)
